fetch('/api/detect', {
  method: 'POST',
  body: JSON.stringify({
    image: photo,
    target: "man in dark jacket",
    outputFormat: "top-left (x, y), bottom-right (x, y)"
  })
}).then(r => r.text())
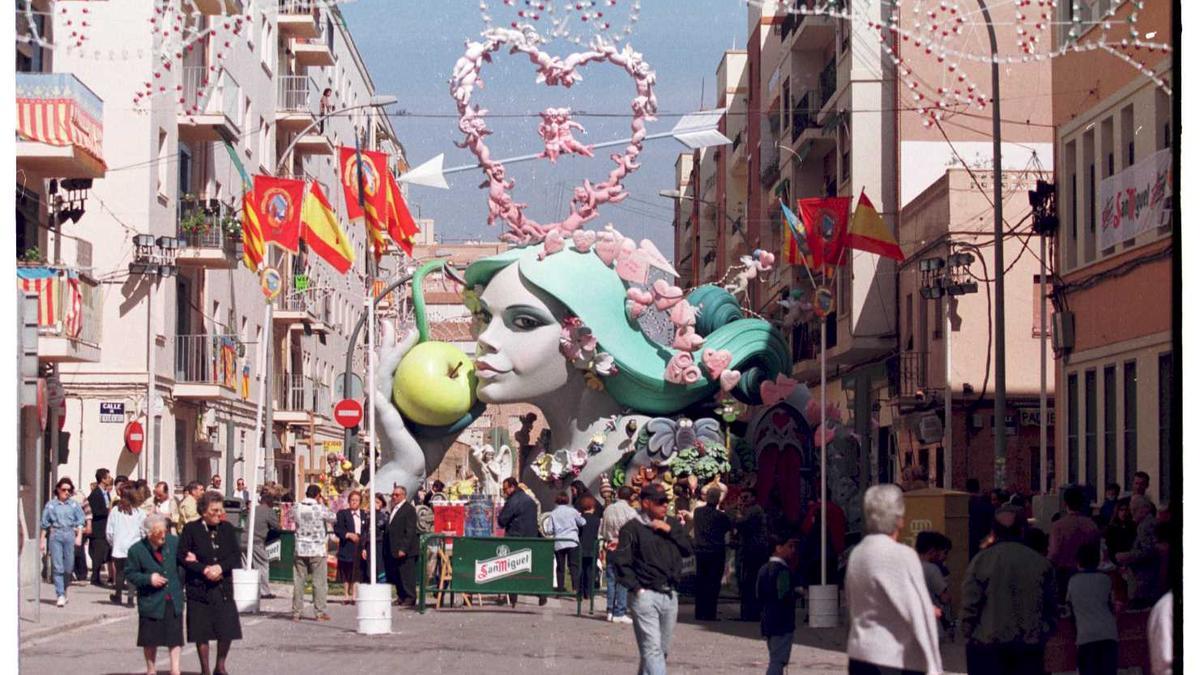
top-left (966, 478), bottom-right (993, 560)
top-left (87, 468), bottom-right (113, 586)
top-left (733, 490), bottom-right (769, 621)
top-left (497, 478), bottom-right (544, 606)
top-left (611, 483), bottom-right (693, 674)
top-left (690, 486), bottom-right (731, 621)
top-left (960, 506), bottom-right (1057, 675)
top-left (384, 485), bottom-right (419, 606)
top-left (757, 534), bottom-right (799, 675)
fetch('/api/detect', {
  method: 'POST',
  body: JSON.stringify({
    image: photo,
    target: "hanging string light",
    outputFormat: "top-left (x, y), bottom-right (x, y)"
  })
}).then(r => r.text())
top-left (480, 0), bottom-right (640, 45)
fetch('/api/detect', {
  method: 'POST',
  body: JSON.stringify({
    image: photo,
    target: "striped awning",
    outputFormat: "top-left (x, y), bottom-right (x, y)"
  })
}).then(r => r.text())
top-left (16, 72), bottom-right (105, 167)
top-left (16, 266), bottom-right (83, 338)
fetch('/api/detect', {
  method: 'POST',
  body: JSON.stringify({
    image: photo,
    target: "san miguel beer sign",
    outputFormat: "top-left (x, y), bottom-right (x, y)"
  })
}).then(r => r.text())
top-left (474, 545), bottom-right (533, 585)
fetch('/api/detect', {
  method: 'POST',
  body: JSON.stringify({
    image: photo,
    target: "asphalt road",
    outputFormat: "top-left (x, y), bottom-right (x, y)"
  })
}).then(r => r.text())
top-left (20, 587), bottom-right (860, 674)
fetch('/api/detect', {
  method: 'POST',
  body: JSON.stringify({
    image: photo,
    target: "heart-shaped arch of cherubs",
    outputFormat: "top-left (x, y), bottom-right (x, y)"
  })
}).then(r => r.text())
top-left (449, 24), bottom-right (657, 245)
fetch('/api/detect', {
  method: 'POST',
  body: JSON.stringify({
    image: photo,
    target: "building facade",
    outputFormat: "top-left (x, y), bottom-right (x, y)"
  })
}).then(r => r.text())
top-left (18, 0), bottom-right (409, 501)
top-left (1051, 0), bottom-right (1174, 505)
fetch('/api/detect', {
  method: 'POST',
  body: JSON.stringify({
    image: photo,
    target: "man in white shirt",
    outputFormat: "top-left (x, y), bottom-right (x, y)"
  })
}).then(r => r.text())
top-left (208, 474), bottom-right (223, 495)
top-left (149, 481), bottom-right (178, 521)
top-left (1148, 591), bottom-right (1173, 675)
top-left (291, 485), bottom-right (335, 621)
top-left (234, 478), bottom-right (251, 504)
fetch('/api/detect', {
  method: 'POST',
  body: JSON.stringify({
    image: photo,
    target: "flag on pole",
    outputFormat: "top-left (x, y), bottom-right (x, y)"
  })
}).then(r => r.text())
top-left (383, 170), bottom-right (418, 256)
top-left (252, 175), bottom-right (305, 253)
top-left (848, 190), bottom-right (905, 261)
top-left (780, 199), bottom-right (810, 266)
top-left (798, 196), bottom-right (852, 270)
top-left (241, 192), bottom-right (265, 271)
top-left (339, 145), bottom-right (420, 259)
top-left (300, 182), bottom-right (355, 274)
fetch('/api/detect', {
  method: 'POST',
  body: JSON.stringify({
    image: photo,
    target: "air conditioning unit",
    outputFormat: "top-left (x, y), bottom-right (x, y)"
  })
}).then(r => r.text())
top-left (917, 413), bottom-right (944, 444)
top-left (1052, 311), bottom-right (1075, 352)
top-left (970, 414), bottom-right (985, 430)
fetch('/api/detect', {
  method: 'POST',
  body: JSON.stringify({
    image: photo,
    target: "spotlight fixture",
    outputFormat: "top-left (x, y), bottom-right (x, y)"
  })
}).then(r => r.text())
top-left (133, 234), bottom-right (156, 248)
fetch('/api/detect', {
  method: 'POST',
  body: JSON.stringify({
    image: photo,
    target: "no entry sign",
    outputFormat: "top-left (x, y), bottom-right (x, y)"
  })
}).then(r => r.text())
top-left (333, 399), bottom-right (364, 428)
top-left (125, 420), bottom-right (145, 454)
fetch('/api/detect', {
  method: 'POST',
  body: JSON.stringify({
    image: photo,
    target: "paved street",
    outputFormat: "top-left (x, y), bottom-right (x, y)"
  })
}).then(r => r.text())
top-left (19, 582), bottom-right (971, 674)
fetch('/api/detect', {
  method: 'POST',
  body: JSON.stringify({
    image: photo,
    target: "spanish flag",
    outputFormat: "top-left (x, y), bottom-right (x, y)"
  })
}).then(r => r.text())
top-left (241, 192), bottom-right (265, 272)
top-left (300, 182), bottom-right (355, 274)
top-left (848, 190), bottom-right (905, 261)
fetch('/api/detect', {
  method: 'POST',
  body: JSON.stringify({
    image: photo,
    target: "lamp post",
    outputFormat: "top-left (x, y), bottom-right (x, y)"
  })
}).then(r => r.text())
top-left (129, 235), bottom-right (181, 482)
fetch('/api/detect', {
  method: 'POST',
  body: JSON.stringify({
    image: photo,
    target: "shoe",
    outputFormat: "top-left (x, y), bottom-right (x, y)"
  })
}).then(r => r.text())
top-left (315, 613), bottom-right (332, 622)
top-left (613, 615), bottom-right (633, 624)
top-left (606, 612), bottom-right (613, 622)
top-left (291, 612), bottom-right (302, 622)
top-left (261, 593), bottom-right (277, 600)
top-left (538, 596), bottom-right (548, 606)
top-left (55, 595), bottom-right (66, 608)
top-left (109, 594), bottom-right (120, 604)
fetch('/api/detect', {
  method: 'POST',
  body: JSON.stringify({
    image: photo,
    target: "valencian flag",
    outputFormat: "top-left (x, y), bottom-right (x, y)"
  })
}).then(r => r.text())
top-left (780, 199), bottom-right (812, 267)
top-left (798, 196), bottom-right (852, 271)
top-left (300, 182), bottom-right (355, 274)
top-left (240, 192), bottom-right (265, 271)
top-left (339, 146), bottom-right (420, 259)
top-left (252, 175), bottom-right (305, 253)
top-left (848, 190), bottom-right (905, 261)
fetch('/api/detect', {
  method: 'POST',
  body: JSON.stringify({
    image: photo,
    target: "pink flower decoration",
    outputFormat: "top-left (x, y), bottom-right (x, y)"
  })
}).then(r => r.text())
top-left (665, 351), bottom-right (702, 385)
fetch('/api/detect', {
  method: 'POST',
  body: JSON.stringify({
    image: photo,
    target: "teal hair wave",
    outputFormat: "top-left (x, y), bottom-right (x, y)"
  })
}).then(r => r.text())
top-left (464, 244), bottom-right (790, 416)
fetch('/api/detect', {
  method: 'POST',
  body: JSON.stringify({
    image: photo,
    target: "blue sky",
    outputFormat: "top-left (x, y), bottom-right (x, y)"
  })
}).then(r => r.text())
top-left (340, 1), bottom-right (747, 253)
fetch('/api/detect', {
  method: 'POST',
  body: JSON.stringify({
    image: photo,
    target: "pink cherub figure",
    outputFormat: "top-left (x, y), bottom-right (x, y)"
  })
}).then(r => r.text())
top-left (538, 107), bottom-right (593, 163)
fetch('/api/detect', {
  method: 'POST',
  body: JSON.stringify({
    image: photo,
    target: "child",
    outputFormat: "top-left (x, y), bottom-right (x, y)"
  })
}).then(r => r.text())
top-left (1066, 542), bottom-right (1119, 675)
top-left (756, 534), bottom-right (799, 675)
top-left (915, 531), bottom-right (954, 639)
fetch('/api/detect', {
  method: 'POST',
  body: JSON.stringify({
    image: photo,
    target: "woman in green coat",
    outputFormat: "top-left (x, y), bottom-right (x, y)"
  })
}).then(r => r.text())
top-left (125, 512), bottom-right (184, 675)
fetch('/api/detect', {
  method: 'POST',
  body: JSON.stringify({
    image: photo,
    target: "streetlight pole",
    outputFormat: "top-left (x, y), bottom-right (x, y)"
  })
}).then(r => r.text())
top-left (274, 97), bottom-right (398, 175)
top-left (976, 0), bottom-right (1007, 489)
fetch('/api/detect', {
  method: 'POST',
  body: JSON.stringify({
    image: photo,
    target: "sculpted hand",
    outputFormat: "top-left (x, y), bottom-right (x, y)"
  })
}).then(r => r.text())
top-left (372, 322), bottom-right (462, 498)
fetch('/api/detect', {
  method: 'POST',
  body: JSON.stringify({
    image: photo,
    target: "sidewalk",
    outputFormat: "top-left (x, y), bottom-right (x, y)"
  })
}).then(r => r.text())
top-left (19, 580), bottom-right (134, 642)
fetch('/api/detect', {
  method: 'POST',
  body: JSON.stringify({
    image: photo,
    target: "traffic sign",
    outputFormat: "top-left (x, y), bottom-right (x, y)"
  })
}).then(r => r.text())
top-left (333, 399), bottom-right (364, 429)
top-left (125, 420), bottom-right (145, 454)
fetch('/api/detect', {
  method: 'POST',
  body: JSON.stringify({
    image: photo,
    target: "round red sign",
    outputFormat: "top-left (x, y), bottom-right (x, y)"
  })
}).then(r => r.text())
top-left (332, 399), bottom-right (364, 429)
top-left (125, 420), bottom-right (145, 454)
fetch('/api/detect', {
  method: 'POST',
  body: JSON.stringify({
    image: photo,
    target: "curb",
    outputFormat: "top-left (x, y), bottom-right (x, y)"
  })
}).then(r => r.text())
top-left (20, 611), bottom-right (129, 643)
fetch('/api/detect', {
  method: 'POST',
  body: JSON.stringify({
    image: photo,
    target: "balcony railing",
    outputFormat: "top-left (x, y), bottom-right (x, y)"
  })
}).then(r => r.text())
top-left (16, 265), bottom-right (102, 346)
top-left (15, 72), bottom-right (106, 173)
top-left (759, 137), bottom-right (781, 187)
top-left (175, 334), bottom-right (240, 387)
top-left (181, 67), bottom-right (240, 128)
top-left (280, 286), bottom-right (333, 324)
top-left (899, 351), bottom-right (929, 398)
top-left (818, 59), bottom-right (837, 108)
top-left (177, 196), bottom-right (240, 252)
top-left (791, 92), bottom-right (819, 142)
top-left (279, 0), bottom-right (320, 13)
top-left (275, 373), bottom-right (330, 413)
top-left (278, 75), bottom-right (317, 113)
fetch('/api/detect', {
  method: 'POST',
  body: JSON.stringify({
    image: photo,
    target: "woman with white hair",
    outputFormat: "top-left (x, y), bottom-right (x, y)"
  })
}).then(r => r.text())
top-left (125, 512), bottom-right (184, 675)
top-left (845, 484), bottom-right (943, 674)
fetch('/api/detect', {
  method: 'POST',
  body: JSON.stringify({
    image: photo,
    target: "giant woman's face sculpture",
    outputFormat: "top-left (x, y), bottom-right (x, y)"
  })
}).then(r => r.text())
top-left (472, 264), bottom-right (573, 404)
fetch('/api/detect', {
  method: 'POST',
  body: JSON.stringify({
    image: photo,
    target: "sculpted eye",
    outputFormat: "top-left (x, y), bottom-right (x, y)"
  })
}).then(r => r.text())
top-left (511, 315), bottom-right (544, 331)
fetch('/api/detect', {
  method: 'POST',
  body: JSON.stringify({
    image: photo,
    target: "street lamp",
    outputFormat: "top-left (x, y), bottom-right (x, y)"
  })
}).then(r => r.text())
top-left (274, 95), bottom-right (399, 175)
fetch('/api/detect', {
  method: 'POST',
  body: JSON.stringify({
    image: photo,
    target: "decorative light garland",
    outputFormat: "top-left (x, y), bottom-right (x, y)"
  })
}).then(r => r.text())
top-left (479, 0), bottom-right (641, 46)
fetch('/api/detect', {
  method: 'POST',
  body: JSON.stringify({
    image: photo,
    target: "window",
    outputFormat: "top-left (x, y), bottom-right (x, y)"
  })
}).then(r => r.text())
top-left (1065, 139), bottom-right (1077, 269)
top-left (1158, 352), bottom-right (1172, 500)
top-left (1085, 369), bottom-right (1097, 492)
top-left (156, 129), bottom-right (169, 198)
top-left (1067, 373), bottom-right (1079, 485)
top-left (1104, 365), bottom-right (1116, 488)
top-left (1123, 360), bottom-right (1137, 490)
top-left (1121, 105), bottom-right (1135, 168)
top-left (904, 293), bottom-right (913, 351)
top-left (1083, 130), bottom-right (1096, 263)
top-left (932, 296), bottom-right (943, 340)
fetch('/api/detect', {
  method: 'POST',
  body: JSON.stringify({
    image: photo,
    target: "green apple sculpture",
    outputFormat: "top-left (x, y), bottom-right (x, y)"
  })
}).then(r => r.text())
top-left (392, 260), bottom-right (477, 427)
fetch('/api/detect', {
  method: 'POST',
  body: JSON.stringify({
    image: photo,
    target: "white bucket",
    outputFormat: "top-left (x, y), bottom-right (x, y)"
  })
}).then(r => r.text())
top-left (232, 568), bottom-right (260, 614)
top-left (807, 584), bottom-right (839, 628)
top-left (356, 583), bottom-right (393, 635)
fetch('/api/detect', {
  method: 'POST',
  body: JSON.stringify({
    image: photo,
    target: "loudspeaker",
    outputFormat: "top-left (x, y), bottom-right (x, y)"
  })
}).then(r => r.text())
top-left (1052, 311), bottom-right (1075, 352)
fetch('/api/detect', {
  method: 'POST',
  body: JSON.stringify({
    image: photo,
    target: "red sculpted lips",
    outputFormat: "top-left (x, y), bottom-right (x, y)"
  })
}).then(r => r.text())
top-left (474, 358), bottom-right (509, 379)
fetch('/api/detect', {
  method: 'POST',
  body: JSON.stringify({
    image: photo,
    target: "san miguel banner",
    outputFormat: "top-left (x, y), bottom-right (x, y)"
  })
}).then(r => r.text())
top-left (1099, 147), bottom-right (1172, 250)
top-left (448, 536), bottom-right (556, 595)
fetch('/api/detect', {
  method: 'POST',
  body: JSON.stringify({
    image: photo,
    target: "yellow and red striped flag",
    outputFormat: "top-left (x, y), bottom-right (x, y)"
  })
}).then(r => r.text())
top-left (241, 192), bottom-right (265, 271)
top-left (848, 190), bottom-right (905, 261)
top-left (300, 182), bottom-right (355, 274)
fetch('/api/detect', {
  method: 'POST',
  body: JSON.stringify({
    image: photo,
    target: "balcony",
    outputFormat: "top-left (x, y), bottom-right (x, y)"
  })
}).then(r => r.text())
top-left (175, 196), bottom-right (240, 268)
top-left (178, 67), bottom-right (240, 142)
top-left (292, 14), bottom-right (335, 68)
top-left (898, 351), bottom-right (930, 400)
top-left (759, 135), bottom-right (781, 189)
top-left (16, 73), bottom-right (106, 178)
top-left (786, 0), bottom-right (837, 51)
top-left (193, 0), bottom-right (243, 15)
top-left (17, 265), bottom-right (102, 363)
top-left (274, 374), bottom-right (331, 424)
top-left (290, 129), bottom-right (334, 157)
top-left (277, 0), bottom-right (321, 38)
top-left (276, 75), bottom-right (318, 132)
top-left (174, 334), bottom-right (242, 400)
top-left (818, 59), bottom-right (838, 113)
top-left (274, 283), bottom-right (332, 333)
top-left (789, 91), bottom-right (835, 152)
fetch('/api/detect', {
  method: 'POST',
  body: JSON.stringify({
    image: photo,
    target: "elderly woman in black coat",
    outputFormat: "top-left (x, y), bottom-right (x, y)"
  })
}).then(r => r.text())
top-left (125, 512), bottom-right (185, 675)
top-left (178, 491), bottom-right (242, 675)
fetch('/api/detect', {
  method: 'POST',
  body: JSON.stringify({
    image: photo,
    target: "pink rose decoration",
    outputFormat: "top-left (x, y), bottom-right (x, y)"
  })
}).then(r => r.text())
top-left (665, 352), bottom-right (702, 385)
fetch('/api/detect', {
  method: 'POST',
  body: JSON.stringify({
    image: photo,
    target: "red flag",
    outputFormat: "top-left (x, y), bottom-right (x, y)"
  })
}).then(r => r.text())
top-left (384, 170), bottom-right (418, 256)
top-left (798, 196), bottom-right (852, 270)
top-left (252, 175), bottom-right (305, 253)
top-left (338, 146), bottom-right (392, 260)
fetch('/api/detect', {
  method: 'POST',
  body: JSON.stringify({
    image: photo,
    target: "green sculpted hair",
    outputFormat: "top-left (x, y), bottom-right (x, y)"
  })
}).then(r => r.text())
top-left (464, 244), bottom-right (790, 416)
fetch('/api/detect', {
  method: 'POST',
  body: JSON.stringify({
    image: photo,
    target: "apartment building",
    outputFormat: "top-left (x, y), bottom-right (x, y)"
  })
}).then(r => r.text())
top-left (670, 0), bottom-right (1054, 492)
top-left (18, 0), bottom-right (407, 500)
top-left (896, 169), bottom-right (1054, 493)
top-left (1051, 1), bottom-right (1174, 505)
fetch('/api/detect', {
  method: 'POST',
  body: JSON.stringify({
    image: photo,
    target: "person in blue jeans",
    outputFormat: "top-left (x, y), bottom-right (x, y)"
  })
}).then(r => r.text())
top-left (611, 483), bottom-right (693, 675)
top-left (41, 477), bottom-right (86, 607)
top-left (600, 486), bottom-right (639, 623)
top-left (756, 534), bottom-right (799, 675)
